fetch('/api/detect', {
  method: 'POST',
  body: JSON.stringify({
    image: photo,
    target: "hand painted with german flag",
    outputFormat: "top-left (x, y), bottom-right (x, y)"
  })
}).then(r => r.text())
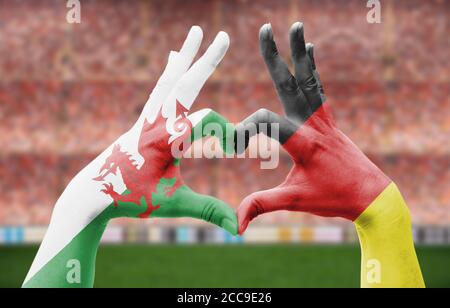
top-left (236, 22), bottom-right (425, 288)
top-left (236, 22), bottom-right (389, 230)
top-left (24, 26), bottom-right (237, 288)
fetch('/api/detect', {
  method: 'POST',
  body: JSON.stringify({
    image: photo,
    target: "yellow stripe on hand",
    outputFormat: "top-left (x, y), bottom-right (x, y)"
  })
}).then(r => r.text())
top-left (355, 182), bottom-right (425, 288)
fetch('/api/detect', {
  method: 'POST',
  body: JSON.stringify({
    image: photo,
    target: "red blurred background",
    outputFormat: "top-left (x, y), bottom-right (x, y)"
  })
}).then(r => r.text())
top-left (0, 0), bottom-right (448, 228)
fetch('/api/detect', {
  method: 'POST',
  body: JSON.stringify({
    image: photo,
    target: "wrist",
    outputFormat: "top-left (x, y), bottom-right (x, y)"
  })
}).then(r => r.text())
top-left (23, 176), bottom-right (114, 287)
top-left (354, 182), bottom-right (425, 288)
top-left (354, 182), bottom-right (410, 233)
top-left (23, 209), bottom-right (109, 288)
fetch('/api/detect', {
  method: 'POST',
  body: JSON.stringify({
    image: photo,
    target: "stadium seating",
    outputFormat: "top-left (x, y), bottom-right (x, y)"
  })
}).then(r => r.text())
top-left (0, 0), bottom-right (448, 229)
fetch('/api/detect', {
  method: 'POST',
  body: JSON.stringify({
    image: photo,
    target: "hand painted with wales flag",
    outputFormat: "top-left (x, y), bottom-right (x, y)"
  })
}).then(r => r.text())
top-left (24, 26), bottom-right (237, 288)
top-left (235, 22), bottom-right (424, 288)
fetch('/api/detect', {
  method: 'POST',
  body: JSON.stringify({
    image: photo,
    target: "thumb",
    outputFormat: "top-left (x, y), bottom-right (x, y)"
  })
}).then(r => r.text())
top-left (236, 186), bottom-right (294, 235)
top-left (157, 186), bottom-right (238, 235)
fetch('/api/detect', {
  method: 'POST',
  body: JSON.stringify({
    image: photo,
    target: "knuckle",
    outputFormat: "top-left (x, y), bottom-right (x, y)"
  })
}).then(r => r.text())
top-left (276, 75), bottom-right (299, 93)
top-left (300, 74), bottom-right (318, 91)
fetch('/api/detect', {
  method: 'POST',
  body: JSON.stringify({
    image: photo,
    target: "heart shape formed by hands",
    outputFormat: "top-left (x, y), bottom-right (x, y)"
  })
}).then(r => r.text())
top-left (92, 22), bottom-right (391, 240)
top-left (23, 22), bottom-right (424, 290)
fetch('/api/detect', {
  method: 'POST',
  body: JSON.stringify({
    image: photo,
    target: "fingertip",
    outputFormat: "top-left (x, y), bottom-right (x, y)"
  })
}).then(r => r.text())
top-left (306, 43), bottom-right (316, 69)
top-left (237, 220), bottom-right (248, 236)
top-left (189, 25), bottom-right (204, 40)
top-left (289, 22), bottom-right (307, 59)
top-left (290, 21), bottom-right (304, 38)
top-left (190, 25), bottom-right (203, 34)
top-left (259, 23), bottom-right (273, 41)
top-left (179, 25), bottom-right (203, 58)
top-left (290, 21), bottom-right (302, 33)
top-left (216, 31), bottom-right (230, 49)
top-left (206, 31), bottom-right (230, 65)
top-left (236, 204), bottom-right (250, 235)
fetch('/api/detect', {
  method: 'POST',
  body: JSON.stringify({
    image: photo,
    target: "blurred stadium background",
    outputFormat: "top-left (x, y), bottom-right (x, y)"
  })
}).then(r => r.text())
top-left (0, 0), bottom-right (449, 287)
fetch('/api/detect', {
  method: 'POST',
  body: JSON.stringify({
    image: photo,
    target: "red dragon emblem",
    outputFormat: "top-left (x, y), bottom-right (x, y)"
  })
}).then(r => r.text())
top-left (93, 101), bottom-right (193, 218)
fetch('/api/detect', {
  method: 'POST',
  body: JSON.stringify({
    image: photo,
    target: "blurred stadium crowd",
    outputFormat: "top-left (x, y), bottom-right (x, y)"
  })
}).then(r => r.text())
top-left (0, 0), bottom-right (449, 228)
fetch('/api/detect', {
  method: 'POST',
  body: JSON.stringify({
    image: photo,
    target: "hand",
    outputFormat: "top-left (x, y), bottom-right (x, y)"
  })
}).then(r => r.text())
top-left (43, 26), bottom-right (237, 247)
top-left (235, 22), bottom-right (391, 234)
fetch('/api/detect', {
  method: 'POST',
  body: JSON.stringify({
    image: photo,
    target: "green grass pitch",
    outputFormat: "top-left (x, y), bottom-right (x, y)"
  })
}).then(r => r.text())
top-left (1, 245), bottom-right (449, 288)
